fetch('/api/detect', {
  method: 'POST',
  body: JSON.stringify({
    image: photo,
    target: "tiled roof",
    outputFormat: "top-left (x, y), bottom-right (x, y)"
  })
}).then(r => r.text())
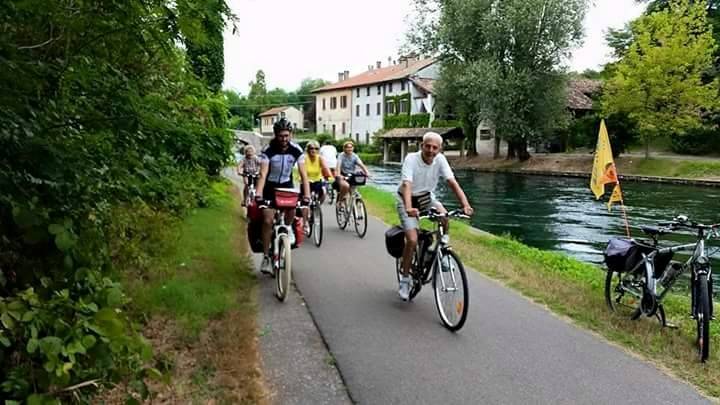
top-left (312, 58), bottom-right (437, 93)
top-left (375, 127), bottom-right (464, 139)
top-left (258, 106), bottom-right (289, 116)
top-left (411, 78), bottom-right (435, 95)
top-left (567, 79), bottom-right (602, 110)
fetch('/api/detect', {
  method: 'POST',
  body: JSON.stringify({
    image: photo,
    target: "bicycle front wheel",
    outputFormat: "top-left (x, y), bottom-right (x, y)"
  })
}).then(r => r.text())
top-left (275, 234), bottom-right (292, 302)
top-left (695, 273), bottom-right (711, 362)
top-left (433, 249), bottom-right (469, 331)
top-left (336, 199), bottom-right (348, 229)
top-left (353, 198), bottom-right (367, 238)
top-left (312, 204), bottom-right (323, 247)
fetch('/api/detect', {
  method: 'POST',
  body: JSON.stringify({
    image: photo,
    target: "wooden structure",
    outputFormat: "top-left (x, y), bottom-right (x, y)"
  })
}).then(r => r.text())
top-left (376, 127), bottom-right (465, 164)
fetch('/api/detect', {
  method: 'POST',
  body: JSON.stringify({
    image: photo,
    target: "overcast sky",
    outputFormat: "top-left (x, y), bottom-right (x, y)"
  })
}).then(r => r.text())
top-left (223, 0), bottom-right (647, 94)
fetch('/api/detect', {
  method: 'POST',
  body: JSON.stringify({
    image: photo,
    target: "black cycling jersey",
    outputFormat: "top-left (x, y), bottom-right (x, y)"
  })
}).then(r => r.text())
top-left (260, 140), bottom-right (304, 184)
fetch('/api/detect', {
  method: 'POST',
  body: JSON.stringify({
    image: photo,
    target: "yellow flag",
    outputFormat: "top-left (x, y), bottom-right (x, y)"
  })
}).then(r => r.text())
top-left (590, 119), bottom-right (618, 199)
top-left (607, 184), bottom-right (623, 212)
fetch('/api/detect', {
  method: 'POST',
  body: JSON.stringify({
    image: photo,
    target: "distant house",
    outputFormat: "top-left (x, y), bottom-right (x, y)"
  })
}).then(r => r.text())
top-left (312, 56), bottom-right (439, 143)
top-left (258, 106), bottom-right (304, 135)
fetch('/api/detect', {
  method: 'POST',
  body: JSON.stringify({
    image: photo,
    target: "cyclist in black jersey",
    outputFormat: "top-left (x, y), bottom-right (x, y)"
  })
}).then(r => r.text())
top-left (254, 118), bottom-right (310, 273)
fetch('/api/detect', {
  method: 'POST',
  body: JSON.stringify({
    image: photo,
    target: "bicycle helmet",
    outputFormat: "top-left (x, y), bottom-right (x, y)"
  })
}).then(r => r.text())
top-left (273, 117), bottom-right (294, 134)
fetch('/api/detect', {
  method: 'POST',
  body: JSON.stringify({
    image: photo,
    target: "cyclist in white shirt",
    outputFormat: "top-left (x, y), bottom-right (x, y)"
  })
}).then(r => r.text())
top-left (319, 141), bottom-right (338, 177)
top-left (396, 132), bottom-right (473, 300)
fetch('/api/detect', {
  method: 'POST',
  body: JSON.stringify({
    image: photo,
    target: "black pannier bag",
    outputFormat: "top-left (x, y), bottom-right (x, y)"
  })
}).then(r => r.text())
top-left (385, 225), bottom-right (405, 258)
top-left (248, 220), bottom-right (264, 254)
top-left (604, 238), bottom-right (654, 273)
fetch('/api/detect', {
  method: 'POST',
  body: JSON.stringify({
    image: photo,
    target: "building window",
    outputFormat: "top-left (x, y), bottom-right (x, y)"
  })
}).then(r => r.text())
top-left (332, 124), bottom-right (336, 136)
top-left (386, 101), bottom-right (395, 114)
top-left (322, 98), bottom-right (326, 110)
top-left (341, 122), bottom-right (346, 134)
top-left (366, 87), bottom-right (370, 96)
top-left (356, 105), bottom-right (360, 117)
top-left (323, 124), bottom-right (326, 133)
top-left (377, 102), bottom-right (381, 115)
top-left (377, 85), bottom-right (381, 95)
top-left (331, 97), bottom-right (337, 109)
top-left (280, 111), bottom-right (286, 118)
top-left (366, 104), bottom-right (370, 116)
top-left (399, 100), bottom-right (408, 113)
top-left (356, 88), bottom-right (360, 97)
top-left (401, 81), bottom-right (406, 91)
top-left (389, 82), bottom-right (393, 92)
top-left (340, 96), bottom-right (347, 109)
top-left (365, 132), bottom-right (370, 144)
top-left (356, 133), bottom-right (360, 143)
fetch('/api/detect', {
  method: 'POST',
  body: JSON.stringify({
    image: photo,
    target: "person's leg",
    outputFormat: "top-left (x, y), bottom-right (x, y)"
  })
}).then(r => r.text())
top-left (338, 178), bottom-right (350, 206)
top-left (262, 208), bottom-right (275, 255)
top-left (241, 184), bottom-right (248, 207)
top-left (401, 228), bottom-right (418, 276)
top-left (433, 201), bottom-right (449, 235)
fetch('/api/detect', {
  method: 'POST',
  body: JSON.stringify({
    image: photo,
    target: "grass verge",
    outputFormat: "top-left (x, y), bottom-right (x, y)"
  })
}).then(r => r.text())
top-left (119, 181), bottom-right (266, 403)
top-left (626, 158), bottom-right (720, 179)
top-left (362, 185), bottom-right (720, 399)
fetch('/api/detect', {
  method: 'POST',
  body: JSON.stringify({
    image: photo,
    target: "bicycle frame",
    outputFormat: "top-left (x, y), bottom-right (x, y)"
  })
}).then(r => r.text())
top-left (269, 207), bottom-right (294, 268)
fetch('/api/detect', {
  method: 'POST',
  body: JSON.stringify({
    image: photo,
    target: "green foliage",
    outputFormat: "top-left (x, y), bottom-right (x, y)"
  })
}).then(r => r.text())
top-left (602, 0), bottom-right (720, 157)
top-left (670, 128), bottom-right (720, 154)
top-left (184, 0), bottom-right (235, 92)
top-left (409, 0), bottom-right (588, 159)
top-left (563, 113), bottom-right (638, 156)
top-left (0, 0), bottom-right (233, 400)
top-left (383, 113), bottom-right (431, 129)
top-left (431, 119), bottom-right (461, 128)
top-left (357, 153), bottom-right (382, 164)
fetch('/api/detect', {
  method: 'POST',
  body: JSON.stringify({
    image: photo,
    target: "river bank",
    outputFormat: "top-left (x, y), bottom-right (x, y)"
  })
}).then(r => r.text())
top-left (361, 185), bottom-right (720, 399)
top-left (448, 154), bottom-right (720, 186)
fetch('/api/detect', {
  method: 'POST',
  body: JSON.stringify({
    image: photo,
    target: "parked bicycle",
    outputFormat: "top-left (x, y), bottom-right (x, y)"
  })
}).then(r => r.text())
top-left (259, 188), bottom-right (302, 302)
top-left (604, 215), bottom-right (719, 362)
top-left (335, 173), bottom-right (367, 238)
top-left (304, 187), bottom-right (324, 247)
top-left (385, 208), bottom-right (471, 331)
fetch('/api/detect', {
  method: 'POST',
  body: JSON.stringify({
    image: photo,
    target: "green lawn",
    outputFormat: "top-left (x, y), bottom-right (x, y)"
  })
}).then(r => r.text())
top-left (362, 185), bottom-right (720, 399)
top-left (622, 158), bottom-right (720, 179)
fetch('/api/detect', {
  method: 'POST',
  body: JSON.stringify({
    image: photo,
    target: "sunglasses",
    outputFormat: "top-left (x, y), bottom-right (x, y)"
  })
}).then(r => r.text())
top-left (308, 147), bottom-right (318, 151)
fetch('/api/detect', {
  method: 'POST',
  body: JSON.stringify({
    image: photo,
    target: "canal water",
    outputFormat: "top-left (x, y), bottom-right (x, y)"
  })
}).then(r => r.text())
top-left (369, 165), bottom-right (720, 289)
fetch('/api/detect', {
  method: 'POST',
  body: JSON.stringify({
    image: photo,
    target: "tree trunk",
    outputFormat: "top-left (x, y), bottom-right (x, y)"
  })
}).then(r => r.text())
top-left (506, 139), bottom-right (531, 161)
top-left (463, 118), bottom-right (477, 157)
top-left (493, 135), bottom-right (500, 159)
top-left (644, 138), bottom-right (650, 159)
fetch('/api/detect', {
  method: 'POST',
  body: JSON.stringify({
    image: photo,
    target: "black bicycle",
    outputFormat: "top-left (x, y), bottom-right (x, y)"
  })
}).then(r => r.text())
top-left (604, 215), bottom-right (719, 362)
top-left (386, 208), bottom-right (471, 331)
top-left (304, 188), bottom-right (323, 247)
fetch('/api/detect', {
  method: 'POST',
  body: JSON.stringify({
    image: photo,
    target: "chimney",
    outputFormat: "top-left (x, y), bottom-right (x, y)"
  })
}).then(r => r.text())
top-left (344, 70), bottom-right (349, 80)
top-left (376, 61), bottom-right (382, 69)
top-left (338, 72), bottom-right (344, 82)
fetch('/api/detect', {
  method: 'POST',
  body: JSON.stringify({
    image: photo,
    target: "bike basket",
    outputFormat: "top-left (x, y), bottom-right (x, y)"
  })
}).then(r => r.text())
top-left (274, 189), bottom-right (299, 209)
top-left (604, 238), bottom-right (653, 273)
top-left (385, 225), bottom-right (405, 258)
top-left (350, 174), bottom-right (367, 186)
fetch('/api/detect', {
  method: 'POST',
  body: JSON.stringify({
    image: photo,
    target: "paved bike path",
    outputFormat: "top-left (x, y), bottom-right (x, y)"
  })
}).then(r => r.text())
top-left (290, 204), bottom-right (709, 404)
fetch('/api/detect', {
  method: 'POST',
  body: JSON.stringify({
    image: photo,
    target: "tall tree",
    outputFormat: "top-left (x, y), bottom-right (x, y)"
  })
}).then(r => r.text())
top-left (182, 0), bottom-right (233, 92)
top-left (248, 70), bottom-right (267, 98)
top-left (408, 0), bottom-right (588, 160)
top-left (602, 0), bottom-right (719, 158)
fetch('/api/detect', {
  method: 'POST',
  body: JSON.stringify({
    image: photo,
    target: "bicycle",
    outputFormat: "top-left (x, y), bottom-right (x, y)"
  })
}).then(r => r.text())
top-left (387, 208), bottom-right (471, 331)
top-left (241, 173), bottom-right (259, 206)
top-left (335, 174), bottom-right (368, 238)
top-left (326, 181), bottom-right (336, 205)
top-left (604, 215), bottom-right (719, 362)
top-left (304, 188), bottom-right (324, 247)
top-left (259, 188), bottom-right (300, 302)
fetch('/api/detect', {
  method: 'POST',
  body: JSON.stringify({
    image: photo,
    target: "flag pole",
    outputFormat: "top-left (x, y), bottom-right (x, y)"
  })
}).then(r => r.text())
top-left (616, 179), bottom-right (631, 238)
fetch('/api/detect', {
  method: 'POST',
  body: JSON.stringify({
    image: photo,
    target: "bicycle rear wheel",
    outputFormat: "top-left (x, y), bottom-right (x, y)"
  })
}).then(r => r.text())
top-left (312, 204), bottom-right (323, 247)
top-left (433, 249), bottom-right (468, 331)
top-left (275, 234), bottom-right (292, 302)
top-left (353, 198), bottom-right (367, 238)
top-left (695, 273), bottom-right (711, 362)
top-left (604, 269), bottom-right (643, 319)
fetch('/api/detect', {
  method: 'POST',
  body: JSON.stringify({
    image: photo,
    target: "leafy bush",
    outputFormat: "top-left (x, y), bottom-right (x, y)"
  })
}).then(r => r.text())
top-left (0, 0), bottom-right (233, 401)
top-left (383, 113), bottom-right (431, 129)
top-left (358, 153), bottom-right (382, 164)
top-left (670, 128), bottom-right (720, 155)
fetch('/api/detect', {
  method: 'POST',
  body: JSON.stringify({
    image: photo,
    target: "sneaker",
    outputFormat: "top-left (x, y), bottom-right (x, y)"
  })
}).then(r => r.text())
top-left (398, 276), bottom-right (411, 301)
top-left (260, 256), bottom-right (272, 275)
top-left (441, 256), bottom-right (452, 273)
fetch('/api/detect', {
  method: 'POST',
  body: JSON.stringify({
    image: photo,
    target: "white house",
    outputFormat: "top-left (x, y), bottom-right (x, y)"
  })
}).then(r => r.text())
top-left (313, 57), bottom-right (439, 144)
top-left (259, 106), bottom-right (304, 135)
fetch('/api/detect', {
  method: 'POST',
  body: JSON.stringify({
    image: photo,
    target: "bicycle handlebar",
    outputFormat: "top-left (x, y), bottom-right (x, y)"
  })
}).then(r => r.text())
top-left (418, 208), bottom-right (471, 221)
